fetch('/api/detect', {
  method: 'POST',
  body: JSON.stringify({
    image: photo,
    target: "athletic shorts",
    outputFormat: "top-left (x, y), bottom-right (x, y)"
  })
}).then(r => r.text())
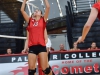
top-left (28, 45), bottom-right (47, 55)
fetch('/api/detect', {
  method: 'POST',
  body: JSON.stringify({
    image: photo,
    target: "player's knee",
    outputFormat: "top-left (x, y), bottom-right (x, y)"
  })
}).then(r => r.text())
top-left (28, 68), bottom-right (36, 75)
top-left (29, 65), bottom-right (36, 69)
top-left (42, 67), bottom-right (51, 74)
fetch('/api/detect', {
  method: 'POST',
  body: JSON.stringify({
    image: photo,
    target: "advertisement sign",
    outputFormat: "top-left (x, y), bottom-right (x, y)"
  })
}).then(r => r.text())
top-left (0, 50), bottom-right (100, 75)
top-left (49, 51), bottom-right (100, 75)
top-left (0, 55), bottom-right (29, 75)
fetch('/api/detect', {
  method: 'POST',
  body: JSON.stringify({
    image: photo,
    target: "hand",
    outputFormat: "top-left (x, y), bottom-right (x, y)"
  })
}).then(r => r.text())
top-left (22, 49), bottom-right (28, 54)
top-left (45, 40), bottom-right (48, 44)
top-left (22, 49), bottom-right (26, 54)
top-left (76, 36), bottom-right (84, 44)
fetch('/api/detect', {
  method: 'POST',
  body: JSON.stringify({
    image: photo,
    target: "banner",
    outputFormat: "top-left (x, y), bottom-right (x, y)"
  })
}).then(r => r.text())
top-left (0, 55), bottom-right (29, 75)
top-left (0, 50), bottom-right (100, 75)
top-left (49, 51), bottom-right (100, 75)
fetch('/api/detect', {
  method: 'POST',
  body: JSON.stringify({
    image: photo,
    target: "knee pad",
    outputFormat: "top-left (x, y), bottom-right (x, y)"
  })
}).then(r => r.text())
top-left (49, 66), bottom-right (55, 75)
top-left (49, 65), bottom-right (51, 70)
top-left (28, 68), bottom-right (36, 75)
top-left (42, 67), bottom-right (51, 74)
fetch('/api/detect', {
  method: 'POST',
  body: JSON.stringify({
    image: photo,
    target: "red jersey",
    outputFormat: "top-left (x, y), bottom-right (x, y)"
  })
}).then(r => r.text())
top-left (26, 17), bottom-right (46, 47)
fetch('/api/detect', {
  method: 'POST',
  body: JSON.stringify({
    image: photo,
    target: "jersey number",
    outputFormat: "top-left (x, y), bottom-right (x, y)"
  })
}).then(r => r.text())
top-left (33, 22), bottom-right (38, 26)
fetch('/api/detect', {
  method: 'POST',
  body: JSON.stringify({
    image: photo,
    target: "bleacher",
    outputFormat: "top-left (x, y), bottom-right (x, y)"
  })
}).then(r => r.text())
top-left (66, 0), bottom-right (100, 49)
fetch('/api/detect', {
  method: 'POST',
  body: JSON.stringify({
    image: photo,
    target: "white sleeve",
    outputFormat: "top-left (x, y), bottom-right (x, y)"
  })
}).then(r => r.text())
top-left (46, 38), bottom-right (52, 47)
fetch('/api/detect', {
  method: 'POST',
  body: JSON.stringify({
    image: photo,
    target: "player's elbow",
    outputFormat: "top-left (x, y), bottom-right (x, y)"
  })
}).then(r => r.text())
top-left (84, 25), bottom-right (91, 28)
top-left (20, 8), bottom-right (24, 12)
top-left (46, 5), bottom-right (50, 9)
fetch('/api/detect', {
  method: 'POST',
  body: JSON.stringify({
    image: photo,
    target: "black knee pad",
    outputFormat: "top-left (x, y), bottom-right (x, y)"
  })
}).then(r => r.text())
top-left (28, 68), bottom-right (36, 75)
top-left (42, 67), bottom-right (51, 74)
top-left (49, 66), bottom-right (55, 75)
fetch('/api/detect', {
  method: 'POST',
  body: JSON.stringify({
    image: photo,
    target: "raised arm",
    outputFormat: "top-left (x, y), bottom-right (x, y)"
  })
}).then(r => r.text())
top-left (76, 7), bottom-right (98, 43)
top-left (43, 0), bottom-right (50, 22)
top-left (97, 0), bottom-right (100, 2)
top-left (20, 0), bottom-right (30, 23)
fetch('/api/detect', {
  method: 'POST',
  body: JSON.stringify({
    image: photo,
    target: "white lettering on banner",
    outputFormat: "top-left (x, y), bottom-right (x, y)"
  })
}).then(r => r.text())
top-left (62, 52), bottom-right (100, 59)
top-left (11, 56), bottom-right (28, 62)
top-left (53, 55), bottom-right (57, 59)
top-left (18, 57), bottom-right (22, 62)
top-left (86, 53), bottom-right (90, 58)
top-left (25, 57), bottom-right (28, 61)
top-left (72, 54), bottom-right (77, 58)
top-left (12, 57), bottom-right (16, 62)
top-left (79, 53), bottom-right (83, 58)
top-left (92, 52), bottom-right (96, 57)
top-left (64, 54), bottom-right (69, 59)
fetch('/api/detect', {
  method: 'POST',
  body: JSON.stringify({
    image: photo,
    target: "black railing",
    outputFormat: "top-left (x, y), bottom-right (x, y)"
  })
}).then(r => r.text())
top-left (16, 10), bottom-right (24, 53)
top-left (65, 0), bottom-right (76, 48)
top-left (65, 5), bottom-right (73, 48)
top-left (67, 1), bottom-right (74, 27)
top-left (70, 0), bottom-right (75, 17)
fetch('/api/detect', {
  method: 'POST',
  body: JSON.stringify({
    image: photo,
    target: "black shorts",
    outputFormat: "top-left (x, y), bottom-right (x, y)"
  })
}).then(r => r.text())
top-left (28, 45), bottom-right (47, 55)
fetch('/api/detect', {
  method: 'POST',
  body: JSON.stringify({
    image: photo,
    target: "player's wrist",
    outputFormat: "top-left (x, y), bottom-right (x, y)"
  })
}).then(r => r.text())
top-left (45, 40), bottom-right (48, 44)
top-left (81, 36), bottom-right (85, 41)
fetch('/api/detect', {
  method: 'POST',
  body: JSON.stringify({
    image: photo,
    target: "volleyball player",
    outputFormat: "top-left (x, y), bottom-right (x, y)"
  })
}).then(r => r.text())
top-left (20, 0), bottom-right (52, 75)
top-left (76, 0), bottom-right (100, 43)
top-left (46, 38), bottom-right (55, 75)
top-left (22, 31), bottom-right (54, 75)
top-left (46, 38), bottom-right (51, 52)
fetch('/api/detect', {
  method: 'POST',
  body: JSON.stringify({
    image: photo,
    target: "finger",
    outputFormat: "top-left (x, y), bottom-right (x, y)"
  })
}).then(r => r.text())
top-left (76, 40), bottom-right (79, 44)
top-left (78, 41), bottom-right (80, 43)
top-left (22, 51), bottom-right (24, 54)
top-left (22, 51), bottom-right (25, 54)
top-left (76, 40), bottom-right (80, 44)
top-left (81, 40), bottom-right (84, 43)
top-left (75, 41), bottom-right (78, 44)
top-left (23, 51), bottom-right (25, 52)
top-left (75, 42), bottom-right (77, 44)
top-left (22, 50), bottom-right (25, 53)
top-left (78, 41), bottom-right (82, 43)
top-left (22, 51), bottom-right (24, 53)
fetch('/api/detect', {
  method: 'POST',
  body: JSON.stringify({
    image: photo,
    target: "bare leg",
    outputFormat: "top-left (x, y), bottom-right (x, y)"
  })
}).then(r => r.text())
top-left (28, 53), bottom-right (37, 75)
top-left (46, 47), bottom-right (50, 54)
top-left (47, 47), bottom-right (55, 75)
top-left (38, 52), bottom-right (52, 75)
